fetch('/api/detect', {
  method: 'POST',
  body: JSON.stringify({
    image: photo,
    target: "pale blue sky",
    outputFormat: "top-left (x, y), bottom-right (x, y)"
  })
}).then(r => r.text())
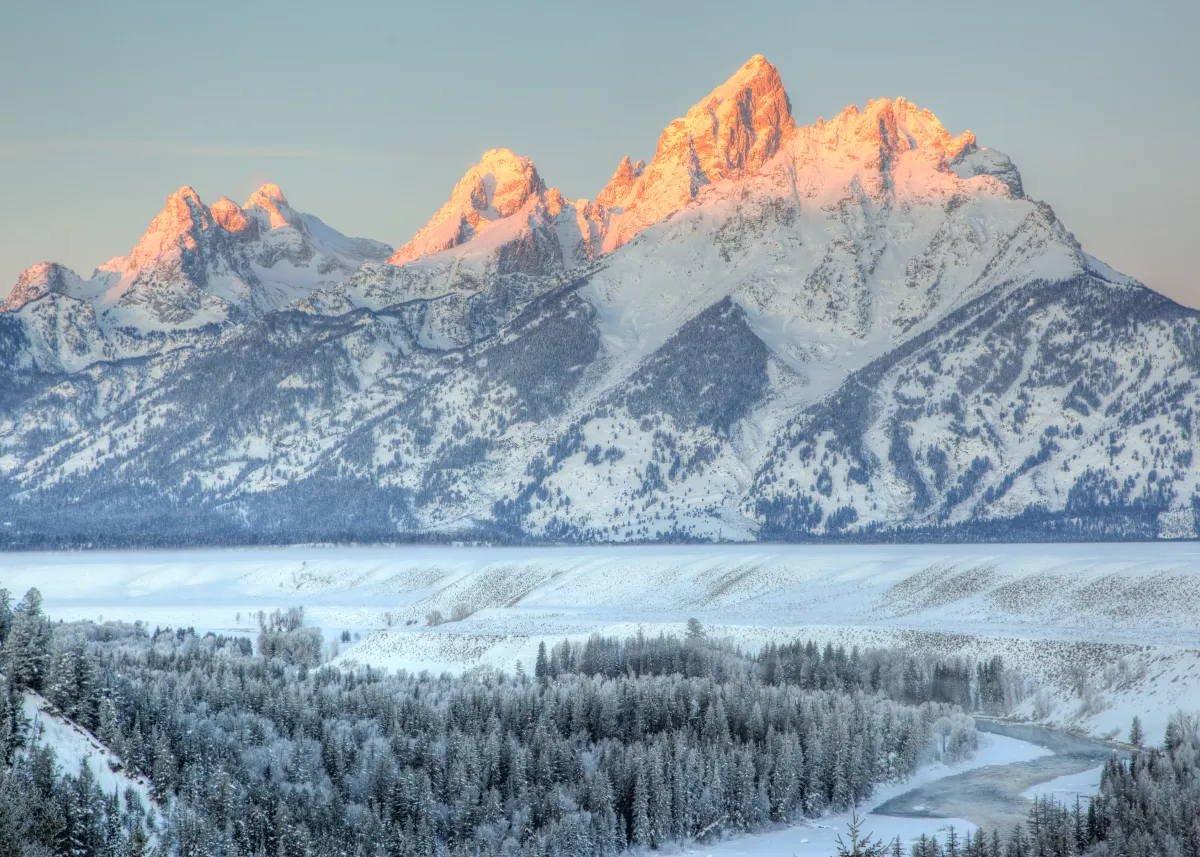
top-left (2, 0), bottom-right (1196, 304)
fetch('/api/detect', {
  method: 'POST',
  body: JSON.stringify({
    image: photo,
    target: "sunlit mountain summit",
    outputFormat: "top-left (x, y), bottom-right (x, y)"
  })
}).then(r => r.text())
top-left (2, 56), bottom-right (1195, 547)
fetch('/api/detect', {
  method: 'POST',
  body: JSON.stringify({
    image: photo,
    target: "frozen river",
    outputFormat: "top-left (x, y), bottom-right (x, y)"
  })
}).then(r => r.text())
top-left (873, 719), bottom-right (1123, 835)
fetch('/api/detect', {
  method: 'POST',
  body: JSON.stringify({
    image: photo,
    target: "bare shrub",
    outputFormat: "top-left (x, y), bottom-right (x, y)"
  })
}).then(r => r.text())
top-left (1033, 687), bottom-right (1057, 719)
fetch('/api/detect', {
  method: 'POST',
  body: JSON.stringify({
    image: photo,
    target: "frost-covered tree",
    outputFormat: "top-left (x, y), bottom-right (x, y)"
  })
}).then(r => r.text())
top-left (836, 811), bottom-right (890, 857)
top-left (0, 589), bottom-right (13, 648)
top-left (3, 588), bottom-right (50, 691)
top-left (1128, 715), bottom-right (1144, 746)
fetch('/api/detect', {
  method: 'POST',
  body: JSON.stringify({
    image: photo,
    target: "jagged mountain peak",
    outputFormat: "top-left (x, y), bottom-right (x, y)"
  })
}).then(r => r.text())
top-left (595, 155), bottom-right (646, 209)
top-left (158, 185), bottom-right (208, 226)
top-left (388, 148), bottom-right (552, 265)
top-left (652, 53), bottom-right (795, 181)
top-left (209, 196), bottom-right (253, 234)
top-left (468, 149), bottom-right (546, 210)
top-left (166, 184), bottom-right (204, 205)
top-left (0, 261), bottom-right (86, 312)
top-left (243, 182), bottom-right (302, 231)
top-left (247, 182), bottom-right (289, 207)
top-left (382, 56), bottom-right (798, 267)
top-left (113, 186), bottom-right (215, 272)
top-left (600, 54), bottom-right (796, 251)
top-left (3, 181), bottom-right (393, 347)
top-left (810, 97), bottom-right (976, 160)
top-left (700, 54), bottom-right (794, 140)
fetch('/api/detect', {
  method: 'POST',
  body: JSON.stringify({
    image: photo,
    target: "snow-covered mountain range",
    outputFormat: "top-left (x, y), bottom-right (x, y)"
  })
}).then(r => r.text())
top-left (2, 55), bottom-right (1197, 547)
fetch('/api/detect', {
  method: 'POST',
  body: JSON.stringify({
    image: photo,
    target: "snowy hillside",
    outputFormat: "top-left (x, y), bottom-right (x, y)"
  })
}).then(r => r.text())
top-left (1, 55), bottom-right (1196, 546)
top-left (21, 691), bottom-right (156, 810)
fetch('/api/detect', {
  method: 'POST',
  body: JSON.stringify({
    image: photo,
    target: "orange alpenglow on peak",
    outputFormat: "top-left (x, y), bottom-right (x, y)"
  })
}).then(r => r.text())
top-left (379, 58), bottom-right (997, 268)
top-left (120, 186), bottom-right (214, 268)
top-left (688, 54), bottom-right (796, 179)
top-left (595, 155), bottom-right (646, 209)
top-left (244, 183), bottom-right (297, 230)
top-left (138, 184), bottom-right (211, 240)
top-left (388, 148), bottom-right (548, 265)
top-left (210, 196), bottom-right (253, 233)
top-left (247, 183), bottom-right (289, 206)
top-left (812, 97), bottom-right (976, 160)
top-left (600, 54), bottom-right (796, 251)
top-left (166, 185), bottom-right (203, 204)
top-left (157, 186), bottom-right (208, 227)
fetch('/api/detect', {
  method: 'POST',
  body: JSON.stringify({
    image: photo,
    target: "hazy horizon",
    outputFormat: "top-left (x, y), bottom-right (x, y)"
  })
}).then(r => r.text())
top-left (2, 0), bottom-right (1196, 306)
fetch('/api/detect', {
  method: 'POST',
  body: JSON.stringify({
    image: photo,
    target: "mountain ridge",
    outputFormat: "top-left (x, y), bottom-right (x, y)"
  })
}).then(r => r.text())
top-left (2, 55), bottom-right (1195, 548)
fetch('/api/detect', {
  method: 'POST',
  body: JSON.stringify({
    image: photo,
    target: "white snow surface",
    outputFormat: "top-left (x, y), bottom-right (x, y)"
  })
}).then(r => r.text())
top-left (6, 542), bottom-right (1200, 747)
top-left (20, 692), bottom-right (155, 809)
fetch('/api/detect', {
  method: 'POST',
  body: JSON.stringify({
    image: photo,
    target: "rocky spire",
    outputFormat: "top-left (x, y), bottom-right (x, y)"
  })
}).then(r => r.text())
top-left (210, 196), bottom-right (254, 234)
top-left (0, 262), bottom-right (82, 312)
top-left (595, 155), bottom-right (646, 209)
top-left (115, 186), bottom-right (214, 272)
top-left (601, 54), bottom-right (796, 251)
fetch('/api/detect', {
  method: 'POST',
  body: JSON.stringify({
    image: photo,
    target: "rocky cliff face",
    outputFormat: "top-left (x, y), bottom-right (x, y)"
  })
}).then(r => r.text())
top-left (0, 56), bottom-right (1194, 547)
top-left (594, 56), bottom-right (796, 252)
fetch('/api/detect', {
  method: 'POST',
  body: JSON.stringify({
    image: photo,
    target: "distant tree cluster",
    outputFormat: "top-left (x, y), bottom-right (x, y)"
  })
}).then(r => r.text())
top-left (253, 607), bottom-right (322, 669)
top-left (532, 634), bottom-right (1021, 716)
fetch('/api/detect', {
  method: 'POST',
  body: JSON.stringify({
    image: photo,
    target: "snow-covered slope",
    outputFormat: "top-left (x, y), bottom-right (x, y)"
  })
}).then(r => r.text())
top-left (21, 692), bottom-right (156, 809)
top-left (750, 271), bottom-right (1200, 538)
top-left (0, 55), bottom-right (1195, 545)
